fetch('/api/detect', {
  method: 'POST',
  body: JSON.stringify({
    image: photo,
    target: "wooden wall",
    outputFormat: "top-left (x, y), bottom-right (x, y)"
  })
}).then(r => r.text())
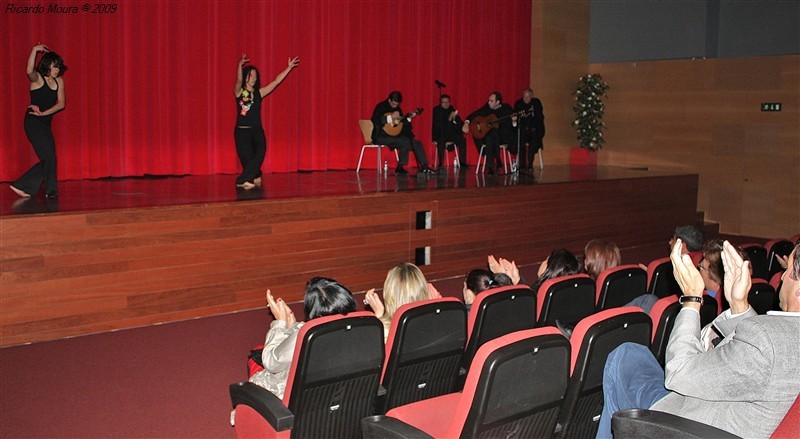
top-left (589, 55), bottom-right (799, 238)
top-left (530, 0), bottom-right (590, 163)
top-left (0, 174), bottom-right (698, 347)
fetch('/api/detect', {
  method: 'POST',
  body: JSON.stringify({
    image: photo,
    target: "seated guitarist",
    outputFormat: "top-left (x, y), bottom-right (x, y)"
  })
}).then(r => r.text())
top-left (462, 91), bottom-right (514, 175)
top-left (371, 91), bottom-right (434, 175)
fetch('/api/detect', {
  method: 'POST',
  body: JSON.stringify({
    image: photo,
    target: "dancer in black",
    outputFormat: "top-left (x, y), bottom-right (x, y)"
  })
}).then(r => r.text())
top-left (234, 54), bottom-right (299, 190)
top-left (11, 43), bottom-right (66, 199)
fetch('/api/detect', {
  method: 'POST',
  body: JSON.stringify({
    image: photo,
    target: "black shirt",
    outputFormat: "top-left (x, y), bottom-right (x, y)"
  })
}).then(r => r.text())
top-left (467, 103), bottom-right (514, 140)
top-left (371, 100), bottom-right (414, 139)
top-left (236, 88), bottom-right (262, 127)
top-left (431, 105), bottom-right (463, 143)
top-left (27, 81), bottom-right (58, 124)
top-left (514, 97), bottom-right (545, 137)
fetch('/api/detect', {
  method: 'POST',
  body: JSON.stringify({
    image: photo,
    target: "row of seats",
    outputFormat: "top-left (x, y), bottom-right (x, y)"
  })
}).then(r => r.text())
top-left (229, 293), bottom-right (659, 438)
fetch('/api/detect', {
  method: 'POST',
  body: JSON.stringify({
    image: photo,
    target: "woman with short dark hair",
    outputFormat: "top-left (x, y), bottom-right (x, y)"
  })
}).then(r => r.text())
top-left (249, 277), bottom-right (356, 398)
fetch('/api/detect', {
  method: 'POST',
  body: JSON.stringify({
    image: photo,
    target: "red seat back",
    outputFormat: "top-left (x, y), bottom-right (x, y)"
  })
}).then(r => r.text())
top-left (771, 393), bottom-right (800, 438)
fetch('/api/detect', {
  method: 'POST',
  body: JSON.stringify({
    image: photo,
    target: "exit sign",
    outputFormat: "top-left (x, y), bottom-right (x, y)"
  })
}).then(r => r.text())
top-left (761, 103), bottom-right (782, 111)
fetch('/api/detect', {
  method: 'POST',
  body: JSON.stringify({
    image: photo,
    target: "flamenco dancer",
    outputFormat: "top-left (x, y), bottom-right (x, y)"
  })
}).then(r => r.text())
top-left (11, 43), bottom-right (67, 199)
top-left (234, 54), bottom-right (299, 189)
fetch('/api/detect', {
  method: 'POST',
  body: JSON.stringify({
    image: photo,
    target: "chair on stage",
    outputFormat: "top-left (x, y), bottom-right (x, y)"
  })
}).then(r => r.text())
top-left (377, 298), bottom-right (467, 415)
top-left (475, 144), bottom-right (513, 174)
top-left (361, 327), bottom-right (571, 439)
top-left (432, 142), bottom-right (461, 169)
top-left (229, 312), bottom-right (384, 439)
top-left (357, 120), bottom-right (399, 174)
top-left (595, 265), bottom-right (648, 311)
top-left (556, 307), bottom-right (652, 439)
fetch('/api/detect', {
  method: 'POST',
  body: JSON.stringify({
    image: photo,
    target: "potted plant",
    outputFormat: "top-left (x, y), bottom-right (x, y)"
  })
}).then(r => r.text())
top-left (571, 73), bottom-right (609, 167)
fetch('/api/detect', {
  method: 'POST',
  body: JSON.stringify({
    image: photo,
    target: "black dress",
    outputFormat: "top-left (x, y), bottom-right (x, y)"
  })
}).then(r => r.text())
top-left (13, 80), bottom-right (60, 196)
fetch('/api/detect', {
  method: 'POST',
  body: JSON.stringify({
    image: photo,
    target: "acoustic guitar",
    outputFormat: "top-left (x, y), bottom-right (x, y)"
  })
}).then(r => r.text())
top-left (468, 108), bottom-right (534, 139)
top-left (383, 107), bottom-right (424, 137)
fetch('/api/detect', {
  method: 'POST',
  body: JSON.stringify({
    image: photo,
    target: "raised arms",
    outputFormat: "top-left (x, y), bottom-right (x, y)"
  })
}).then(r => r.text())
top-left (259, 56), bottom-right (299, 98)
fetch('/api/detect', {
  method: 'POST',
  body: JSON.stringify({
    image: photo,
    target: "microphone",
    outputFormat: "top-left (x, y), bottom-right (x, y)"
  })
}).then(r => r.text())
top-left (435, 80), bottom-right (446, 88)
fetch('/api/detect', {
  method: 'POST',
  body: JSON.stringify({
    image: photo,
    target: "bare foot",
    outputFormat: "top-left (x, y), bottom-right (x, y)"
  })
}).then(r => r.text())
top-left (254, 177), bottom-right (262, 187)
top-left (10, 185), bottom-right (31, 198)
top-left (241, 181), bottom-right (256, 190)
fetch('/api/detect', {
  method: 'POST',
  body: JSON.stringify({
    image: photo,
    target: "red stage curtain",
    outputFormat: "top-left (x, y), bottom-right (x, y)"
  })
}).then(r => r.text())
top-left (1, 0), bottom-right (531, 180)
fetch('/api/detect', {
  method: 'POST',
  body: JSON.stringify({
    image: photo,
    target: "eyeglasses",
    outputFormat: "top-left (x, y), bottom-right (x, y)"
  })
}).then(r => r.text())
top-left (697, 264), bottom-right (707, 272)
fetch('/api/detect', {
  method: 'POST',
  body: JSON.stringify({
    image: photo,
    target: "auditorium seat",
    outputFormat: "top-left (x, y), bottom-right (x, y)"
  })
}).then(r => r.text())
top-left (612, 409), bottom-right (740, 438)
top-left (649, 295), bottom-right (680, 367)
top-left (595, 265), bottom-right (648, 311)
top-left (536, 274), bottom-right (596, 327)
top-left (229, 312), bottom-right (383, 439)
top-left (771, 393), bottom-right (800, 439)
top-left (460, 284), bottom-right (537, 377)
top-left (741, 243), bottom-right (769, 281)
top-left (646, 257), bottom-right (681, 298)
top-left (748, 279), bottom-right (776, 315)
top-left (556, 307), bottom-right (652, 439)
top-left (765, 239), bottom-right (794, 279)
top-left (361, 327), bottom-right (570, 439)
top-left (357, 120), bottom-right (399, 174)
top-left (377, 298), bottom-right (467, 414)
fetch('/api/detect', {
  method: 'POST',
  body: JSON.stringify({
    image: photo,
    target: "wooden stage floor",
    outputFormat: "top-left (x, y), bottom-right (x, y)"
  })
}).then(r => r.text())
top-left (1, 166), bottom-right (699, 347)
top-left (4, 165), bottom-right (667, 216)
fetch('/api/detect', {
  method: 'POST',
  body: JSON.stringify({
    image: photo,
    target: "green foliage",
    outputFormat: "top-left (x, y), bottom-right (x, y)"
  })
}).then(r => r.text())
top-left (573, 74), bottom-right (609, 151)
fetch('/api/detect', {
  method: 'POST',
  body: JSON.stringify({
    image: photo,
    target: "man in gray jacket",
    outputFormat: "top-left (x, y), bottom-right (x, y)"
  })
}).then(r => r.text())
top-left (596, 240), bottom-right (800, 438)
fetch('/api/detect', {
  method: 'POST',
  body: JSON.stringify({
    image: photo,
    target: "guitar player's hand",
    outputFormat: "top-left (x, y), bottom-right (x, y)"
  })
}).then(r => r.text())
top-left (462, 122), bottom-right (469, 134)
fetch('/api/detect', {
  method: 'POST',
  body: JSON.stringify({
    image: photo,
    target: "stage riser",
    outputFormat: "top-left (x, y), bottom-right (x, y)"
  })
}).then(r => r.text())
top-left (0, 174), bottom-right (697, 346)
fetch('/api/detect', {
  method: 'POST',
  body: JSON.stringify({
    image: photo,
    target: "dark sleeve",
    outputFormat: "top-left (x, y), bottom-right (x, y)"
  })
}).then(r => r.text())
top-left (467, 104), bottom-right (490, 122)
top-left (432, 107), bottom-right (443, 142)
top-left (371, 102), bottom-right (385, 130)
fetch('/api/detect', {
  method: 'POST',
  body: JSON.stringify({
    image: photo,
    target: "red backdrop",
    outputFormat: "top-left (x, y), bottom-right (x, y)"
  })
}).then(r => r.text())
top-left (1, 0), bottom-right (531, 180)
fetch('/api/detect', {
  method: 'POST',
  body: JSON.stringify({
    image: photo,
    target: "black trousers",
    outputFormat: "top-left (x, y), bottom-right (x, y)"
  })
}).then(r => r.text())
top-left (474, 130), bottom-right (503, 171)
top-left (518, 130), bottom-right (543, 169)
top-left (435, 135), bottom-right (467, 167)
top-left (234, 126), bottom-right (266, 185)
top-left (13, 117), bottom-right (57, 195)
top-left (373, 134), bottom-right (428, 168)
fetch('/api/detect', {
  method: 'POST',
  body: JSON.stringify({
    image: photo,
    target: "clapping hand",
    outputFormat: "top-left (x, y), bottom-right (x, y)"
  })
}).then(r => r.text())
top-left (488, 255), bottom-right (521, 285)
top-left (720, 240), bottom-right (751, 314)
top-left (670, 239), bottom-right (704, 299)
top-left (266, 289), bottom-right (296, 325)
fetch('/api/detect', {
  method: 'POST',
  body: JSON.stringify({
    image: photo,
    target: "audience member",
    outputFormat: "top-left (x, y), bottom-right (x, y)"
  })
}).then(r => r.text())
top-left (596, 240), bottom-right (800, 438)
top-left (698, 240), bottom-right (724, 299)
top-left (249, 277), bottom-right (357, 399)
top-left (364, 262), bottom-right (439, 341)
top-left (669, 224), bottom-right (703, 253)
top-left (584, 239), bottom-right (622, 280)
top-left (462, 268), bottom-right (513, 312)
top-left (532, 248), bottom-right (582, 292)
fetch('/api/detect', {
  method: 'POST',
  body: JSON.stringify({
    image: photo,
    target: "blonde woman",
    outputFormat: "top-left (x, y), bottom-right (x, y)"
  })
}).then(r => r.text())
top-left (364, 262), bottom-right (441, 341)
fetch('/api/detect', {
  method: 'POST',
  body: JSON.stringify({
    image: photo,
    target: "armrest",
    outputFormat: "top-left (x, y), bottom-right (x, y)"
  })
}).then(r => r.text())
top-left (361, 415), bottom-right (434, 439)
top-left (229, 382), bottom-right (294, 432)
top-left (612, 409), bottom-right (740, 439)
